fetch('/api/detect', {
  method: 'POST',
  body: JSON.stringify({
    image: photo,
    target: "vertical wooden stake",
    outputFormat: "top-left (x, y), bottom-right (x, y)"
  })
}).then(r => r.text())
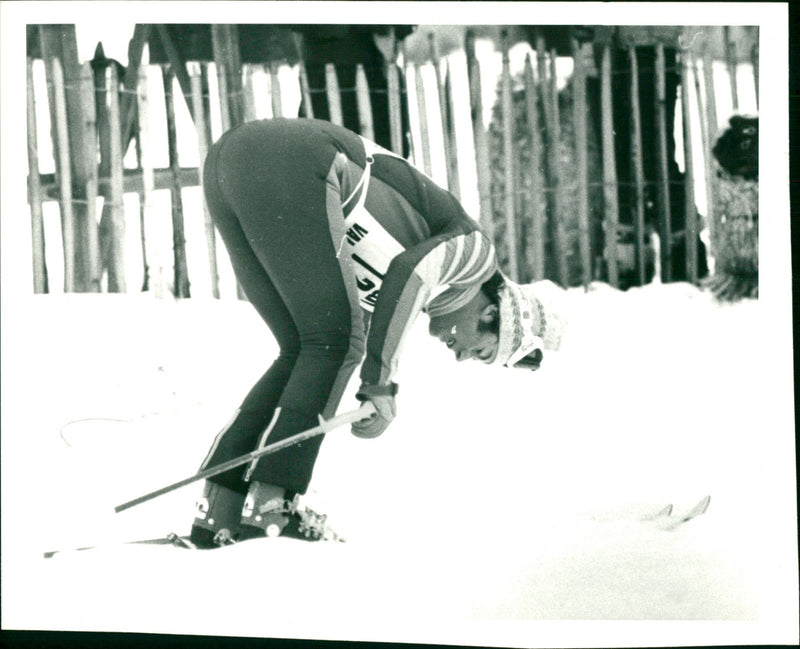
top-left (355, 63), bottom-right (375, 141)
top-left (654, 43), bottom-right (673, 283)
top-left (163, 66), bottom-right (191, 298)
top-left (546, 45), bottom-right (568, 287)
top-left (297, 59), bottom-right (314, 119)
top-left (386, 28), bottom-right (403, 155)
top-left (523, 53), bottom-right (545, 281)
top-left (724, 26), bottom-right (739, 113)
top-left (191, 63), bottom-right (220, 299)
top-left (241, 65), bottom-right (258, 121)
top-left (500, 31), bottom-right (519, 281)
top-left (79, 62), bottom-right (101, 292)
top-left (600, 44), bottom-right (619, 288)
top-left (465, 30), bottom-right (493, 240)
top-left (680, 47), bottom-right (698, 284)
top-left (413, 65), bottom-right (433, 177)
top-left (430, 33), bottom-right (459, 198)
top-left (269, 62), bottom-right (283, 118)
top-left (629, 45), bottom-right (647, 287)
top-left (26, 58), bottom-right (48, 294)
top-left (691, 49), bottom-right (715, 250)
top-left (571, 38), bottom-right (591, 289)
top-left (137, 63), bottom-right (161, 297)
top-left (106, 64), bottom-right (127, 293)
top-left (325, 63), bottom-right (344, 126)
top-left (52, 57), bottom-right (75, 293)
top-left (750, 38), bottom-right (759, 108)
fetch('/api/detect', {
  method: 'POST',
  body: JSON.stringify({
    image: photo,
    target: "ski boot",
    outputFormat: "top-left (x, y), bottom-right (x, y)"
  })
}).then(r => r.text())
top-left (189, 481), bottom-right (246, 549)
top-left (239, 481), bottom-right (343, 542)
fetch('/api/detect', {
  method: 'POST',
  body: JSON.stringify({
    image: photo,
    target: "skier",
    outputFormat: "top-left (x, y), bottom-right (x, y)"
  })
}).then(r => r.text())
top-left (191, 118), bottom-right (565, 547)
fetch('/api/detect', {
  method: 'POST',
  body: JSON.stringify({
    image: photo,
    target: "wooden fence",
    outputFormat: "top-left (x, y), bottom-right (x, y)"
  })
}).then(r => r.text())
top-left (26, 25), bottom-right (758, 298)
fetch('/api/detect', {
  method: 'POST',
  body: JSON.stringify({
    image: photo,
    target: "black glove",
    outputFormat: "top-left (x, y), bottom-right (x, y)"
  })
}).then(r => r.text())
top-left (351, 383), bottom-right (398, 439)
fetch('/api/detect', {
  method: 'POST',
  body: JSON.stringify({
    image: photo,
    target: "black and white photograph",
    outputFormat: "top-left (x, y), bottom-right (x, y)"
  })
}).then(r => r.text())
top-left (1, 2), bottom-right (796, 648)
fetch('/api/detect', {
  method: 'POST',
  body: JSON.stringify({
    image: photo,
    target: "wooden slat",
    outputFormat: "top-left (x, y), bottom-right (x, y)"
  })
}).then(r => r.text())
top-left (211, 27), bottom-right (232, 132)
top-left (680, 46), bottom-right (698, 284)
top-left (138, 62), bottom-right (163, 296)
top-left (79, 62), bottom-right (101, 292)
top-left (523, 53), bottom-right (545, 281)
top-left (107, 64), bottom-right (127, 293)
top-left (386, 29), bottom-right (403, 155)
top-left (600, 44), bottom-right (619, 288)
top-left (465, 30), bottom-right (494, 240)
top-left (355, 63), bottom-right (375, 141)
top-left (191, 63), bottom-right (220, 299)
top-left (26, 58), bottom-right (48, 294)
top-left (269, 62), bottom-right (283, 118)
top-left (691, 48), bottom-right (715, 253)
top-left (546, 44), bottom-right (568, 287)
top-left (724, 26), bottom-right (739, 112)
top-left (325, 63), bottom-right (344, 126)
top-left (654, 43), bottom-right (673, 283)
top-left (413, 65), bottom-right (433, 177)
top-left (297, 59), bottom-right (314, 119)
top-left (500, 31), bottom-right (519, 281)
top-left (571, 38), bottom-right (591, 288)
top-left (628, 45), bottom-right (647, 287)
top-left (751, 39), bottom-right (759, 108)
top-left (241, 64), bottom-right (258, 121)
top-left (51, 57), bottom-right (75, 292)
top-left (430, 33), bottom-right (458, 198)
top-left (163, 66), bottom-right (191, 298)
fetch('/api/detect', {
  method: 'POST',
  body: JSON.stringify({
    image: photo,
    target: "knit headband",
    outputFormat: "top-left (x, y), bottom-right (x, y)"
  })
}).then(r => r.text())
top-left (493, 278), bottom-right (566, 369)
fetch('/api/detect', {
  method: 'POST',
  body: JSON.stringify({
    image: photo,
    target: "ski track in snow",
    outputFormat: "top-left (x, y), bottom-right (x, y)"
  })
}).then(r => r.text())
top-left (2, 284), bottom-right (795, 645)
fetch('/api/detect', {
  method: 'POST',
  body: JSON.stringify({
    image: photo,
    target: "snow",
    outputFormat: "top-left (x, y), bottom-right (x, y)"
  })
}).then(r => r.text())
top-left (2, 283), bottom-right (797, 647)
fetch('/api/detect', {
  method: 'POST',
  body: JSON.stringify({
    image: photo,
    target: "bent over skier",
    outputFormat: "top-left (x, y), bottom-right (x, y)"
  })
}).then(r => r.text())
top-left (191, 118), bottom-right (565, 547)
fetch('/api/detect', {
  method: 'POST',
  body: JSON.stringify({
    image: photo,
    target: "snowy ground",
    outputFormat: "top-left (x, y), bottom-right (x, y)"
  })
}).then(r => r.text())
top-left (1, 283), bottom-right (797, 647)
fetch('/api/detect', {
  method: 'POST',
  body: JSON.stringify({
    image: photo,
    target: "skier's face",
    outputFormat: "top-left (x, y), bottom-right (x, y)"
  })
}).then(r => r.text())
top-left (428, 295), bottom-right (499, 364)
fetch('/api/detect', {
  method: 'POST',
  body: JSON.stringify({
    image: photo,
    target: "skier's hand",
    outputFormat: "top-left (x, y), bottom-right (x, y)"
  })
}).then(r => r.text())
top-left (351, 383), bottom-right (398, 439)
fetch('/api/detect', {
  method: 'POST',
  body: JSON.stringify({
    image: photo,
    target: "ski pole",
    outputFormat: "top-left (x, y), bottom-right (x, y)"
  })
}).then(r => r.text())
top-left (114, 402), bottom-right (376, 514)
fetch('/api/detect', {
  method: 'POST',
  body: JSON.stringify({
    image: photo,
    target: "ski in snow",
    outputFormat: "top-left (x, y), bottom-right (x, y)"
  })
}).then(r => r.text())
top-left (650, 495), bottom-right (711, 530)
top-left (43, 533), bottom-right (194, 559)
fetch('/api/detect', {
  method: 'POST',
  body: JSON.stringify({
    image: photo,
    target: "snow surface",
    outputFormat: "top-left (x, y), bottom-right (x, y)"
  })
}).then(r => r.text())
top-left (2, 284), bottom-right (797, 647)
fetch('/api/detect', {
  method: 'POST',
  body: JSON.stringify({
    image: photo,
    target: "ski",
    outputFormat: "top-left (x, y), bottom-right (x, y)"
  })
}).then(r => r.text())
top-left (652, 495), bottom-right (711, 531)
top-left (43, 532), bottom-right (194, 559)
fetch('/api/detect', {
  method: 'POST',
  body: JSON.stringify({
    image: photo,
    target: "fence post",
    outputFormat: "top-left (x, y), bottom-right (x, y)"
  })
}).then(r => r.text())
top-left (297, 57), bottom-right (314, 119)
top-left (628, 45), bottom-right (647, 287)
top-left (355, 63), bottom-right (375, 141)
top-left (691, 48), bottom-right (715, 251)
top-left (654, 43), bottom-right (673, 283)
top-left (412, 65), bottom-right (433, 177)
top-left (325, 63), bottom-right (344, 126)
top-left (600, 44), bottom-right (619, 288)
top-left (679, 45), bottom-right (698, 284)
top-left (26, 58), bottom-right (48, 294)
top-left (750, 35), bottom-right (759, 108)
top-left (51, 57), bottom-right (76, 293)
top-left (571, 38), bottom-right (592, 289)
top-left (464, 31), bottom-right (494, 242)
top-left (137, 62), bottom-right (162, 297)
top-left (106, 65), bottom-right (127, 293)
top-left (269, 62), bottom-right (283, 118)
top-left (386, 28), bottom-right (403, 155)
top-left (536, 38), bottom-right (568, 287)
top-left (79, 62), bottom-right (101, 292)
top-left (523, 53), bottom-right (545, 281)
top-left (163, 66), bottom-right (191, 298)
top-left (500, 31), bottom-right (519, 281)
top-left (190, 63), bottom-right (220, 299)
top-left (430, 33), bottom-right (459, 198)
top-left (724, 26), bottom-right (739, 113)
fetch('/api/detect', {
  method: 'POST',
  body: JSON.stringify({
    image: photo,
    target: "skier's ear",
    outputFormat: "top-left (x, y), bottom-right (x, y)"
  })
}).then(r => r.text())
top-left (479, 303), bottom-right (498, 324)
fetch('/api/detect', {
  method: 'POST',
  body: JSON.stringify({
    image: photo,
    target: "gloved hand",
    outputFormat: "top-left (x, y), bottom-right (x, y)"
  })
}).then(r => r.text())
top-left (351, 383), bottom-right (398, 439)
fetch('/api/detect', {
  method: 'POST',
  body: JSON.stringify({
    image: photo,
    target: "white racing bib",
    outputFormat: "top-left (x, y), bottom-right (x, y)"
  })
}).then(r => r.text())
top-left (338, 138), bottom-right (407, 311)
